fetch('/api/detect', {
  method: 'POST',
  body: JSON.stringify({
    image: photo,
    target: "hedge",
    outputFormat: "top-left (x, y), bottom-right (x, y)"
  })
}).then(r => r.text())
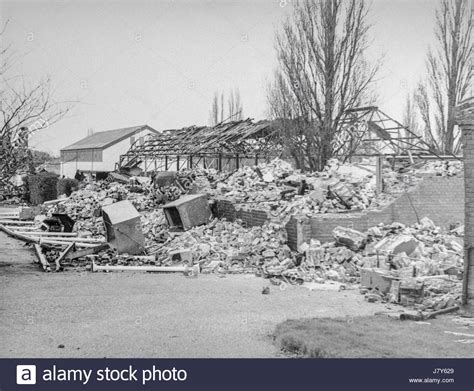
top-left (57, 178), bottom-right (79, 197)
top-left (26, 173), bottom-right (58, 205)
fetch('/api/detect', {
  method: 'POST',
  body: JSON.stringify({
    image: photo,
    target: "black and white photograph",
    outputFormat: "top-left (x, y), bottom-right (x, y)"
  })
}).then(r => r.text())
top-left (1, 0), bottom-right (473, 369)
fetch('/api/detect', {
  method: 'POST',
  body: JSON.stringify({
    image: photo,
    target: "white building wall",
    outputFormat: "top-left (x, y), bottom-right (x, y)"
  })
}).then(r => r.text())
top-left (61, 128), bottom-right (157, 178)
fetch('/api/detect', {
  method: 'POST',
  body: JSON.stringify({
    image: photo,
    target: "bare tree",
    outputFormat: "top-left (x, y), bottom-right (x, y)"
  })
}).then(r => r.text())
top-left (267, 70), bottom-right (308, 170)
top-left (267, 0), bottom-right (379, 171)
top-left (208, 88), bottom-right (243, 126)
top-left (403, 92), bottom-right (425, 141)
top-left (0, 22), bottom-right (72, 184)
top-left (415, 0), bottom-right (472, 154)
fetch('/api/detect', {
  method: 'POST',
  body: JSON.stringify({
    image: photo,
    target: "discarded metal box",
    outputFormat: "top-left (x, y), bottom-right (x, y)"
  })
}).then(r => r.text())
top-left (41, 213), bottom-right (75, 232)
top-left (102, 200), bottom-right (145, 255)
top-left (163, 194), bottom-right (211, 231)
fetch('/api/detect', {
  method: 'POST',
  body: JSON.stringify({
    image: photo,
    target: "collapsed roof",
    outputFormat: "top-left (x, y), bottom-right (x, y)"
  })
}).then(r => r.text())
top-left (118, 107), bottom-right (452, 172)
top-left (119, 119), bottom-right (282, 169)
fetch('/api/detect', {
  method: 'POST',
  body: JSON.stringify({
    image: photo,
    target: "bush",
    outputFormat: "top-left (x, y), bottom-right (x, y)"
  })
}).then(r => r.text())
top-left (57, 178), bottom-right (79, 197)
top-left (26, 173), bottom-right (58, 205)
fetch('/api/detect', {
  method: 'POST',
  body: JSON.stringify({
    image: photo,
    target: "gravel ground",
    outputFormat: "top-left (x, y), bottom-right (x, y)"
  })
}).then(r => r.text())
top-left (0, 231), bottom-right (386, 358)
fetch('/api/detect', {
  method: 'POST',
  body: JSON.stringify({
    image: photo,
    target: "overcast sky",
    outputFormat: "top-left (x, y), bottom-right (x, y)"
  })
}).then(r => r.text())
top-left (1, 0), bottom-right (439, 155)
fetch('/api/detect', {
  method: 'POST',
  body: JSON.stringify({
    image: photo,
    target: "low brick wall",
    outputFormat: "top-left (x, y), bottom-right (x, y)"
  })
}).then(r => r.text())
top-left (381, 175), bottom-right (464, 228)
top-left (214, 199), bottom-right (269, 227)
top-left (285, 216), bottom-right (311, 250)
top-left (215, 174), bottom-right (465, 248)
top-left (301, 175), bottom-right (464, 243)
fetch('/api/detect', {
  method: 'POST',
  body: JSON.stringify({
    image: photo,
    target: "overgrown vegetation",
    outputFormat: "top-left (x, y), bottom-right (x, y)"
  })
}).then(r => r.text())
top-left (57, 178), bottom-right (79, 197)
top-left (26, 173), bottom-right (58, 205)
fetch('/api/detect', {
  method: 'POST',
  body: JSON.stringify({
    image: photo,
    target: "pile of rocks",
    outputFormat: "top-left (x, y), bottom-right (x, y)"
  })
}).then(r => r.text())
top-left (141, 209), bottom-right (169, 250)
top-left (415, 160), bottom-right (463, 177)
top-left (315, 218), bottom-right (464, 310)
top-left (0, 182), bottom-right (26, 204)
top-left (197, 158), bottom-right (419, 223)
top-left (153, 219), bottom-right (294, 275)
top-left (44, 182), bottom-right (155, 221)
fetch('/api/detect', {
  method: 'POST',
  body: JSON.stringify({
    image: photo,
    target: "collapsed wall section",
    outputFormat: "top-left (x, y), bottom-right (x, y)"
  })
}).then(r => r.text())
top-left (215, 173), bottom-right (464, 249)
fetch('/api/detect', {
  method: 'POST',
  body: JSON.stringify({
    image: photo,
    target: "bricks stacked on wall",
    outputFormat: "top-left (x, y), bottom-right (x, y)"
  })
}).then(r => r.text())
top-left (215, 199), bottom-right (269, 228)
top-left (215, 199), bottom-right (310, 249)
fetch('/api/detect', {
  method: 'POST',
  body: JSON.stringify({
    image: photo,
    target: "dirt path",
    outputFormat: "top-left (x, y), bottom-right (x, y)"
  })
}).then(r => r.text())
top-left (0, 231), bottom-right (386, 358)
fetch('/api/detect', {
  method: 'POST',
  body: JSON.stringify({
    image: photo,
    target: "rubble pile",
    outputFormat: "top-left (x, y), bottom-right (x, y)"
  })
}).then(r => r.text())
top-left (141, 210), bottom-right (169, 249)
top-left (415, 160), bottom-right (463, 177)
top-left (325, 218), bottom-right (463, 310)
top-left (153, 219), bottom-right (295, 276)
top-left (0, 181), bottom-right (27, 205)
top-left (134, 214), bottom-right (463, 311)
top-left (2, 154), bottom-right (464, 316)
top-left (44, 182), bottom-right (154, 220)
top-left (199, 158), bottom-right (419, 222)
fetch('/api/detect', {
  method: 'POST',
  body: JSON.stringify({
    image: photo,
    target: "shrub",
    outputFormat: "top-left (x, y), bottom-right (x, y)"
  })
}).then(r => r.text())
top-left (57, 178), bottom-right (79, 197)
top-left (26, 173), bottom-right (58, 205)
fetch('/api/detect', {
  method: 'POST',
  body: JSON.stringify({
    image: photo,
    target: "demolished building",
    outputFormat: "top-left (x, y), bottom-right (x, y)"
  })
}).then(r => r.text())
top-left (118, 119), bottom-right (283, 173)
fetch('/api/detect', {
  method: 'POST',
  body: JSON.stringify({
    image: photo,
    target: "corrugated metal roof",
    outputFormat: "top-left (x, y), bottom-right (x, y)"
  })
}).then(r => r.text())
top-left (61, 125), bottom-right (158, 151)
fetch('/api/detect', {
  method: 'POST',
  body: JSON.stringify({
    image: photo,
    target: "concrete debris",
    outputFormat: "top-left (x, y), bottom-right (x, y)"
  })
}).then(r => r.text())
top-left (354, 218), bottom-right (463, 311)
top-left (333, 226), bottom-right (367, 251)
top-left (0, 157), bottom-right (465, 318)
top-left (373, 234), bottom-right (420, 256)
top-left (200, 158), bottom-right (389, 219)
top-left (416, 160), bottom-right (463, 177)
top-left (153, 219), bottom-right (293, 276)
top-left (360, 268), bottom-right (398, 294)
top-left (43, 181), bottom-right (155, 221)
top-left (450, 224), bottom-right (464, 236)
top-left (185, 157), bottom-right (446, 224)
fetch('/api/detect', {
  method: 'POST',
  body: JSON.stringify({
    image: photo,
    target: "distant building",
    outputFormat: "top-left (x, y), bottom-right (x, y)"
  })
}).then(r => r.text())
top-left (60, 125), bottom-right (159, 178)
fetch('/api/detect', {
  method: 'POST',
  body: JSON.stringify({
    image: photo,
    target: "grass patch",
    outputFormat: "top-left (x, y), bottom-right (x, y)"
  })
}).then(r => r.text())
top-left (274, 316), bottom-right (474, 358)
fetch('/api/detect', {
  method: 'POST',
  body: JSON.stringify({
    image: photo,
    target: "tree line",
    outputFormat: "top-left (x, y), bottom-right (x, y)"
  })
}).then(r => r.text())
top-left (265, 0), bottom-right (472, 170)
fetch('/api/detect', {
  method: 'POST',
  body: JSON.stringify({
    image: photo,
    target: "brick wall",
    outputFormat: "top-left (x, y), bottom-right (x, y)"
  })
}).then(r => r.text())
top-left (303, 174), bottom-right (464, 243)
top-left (215, 173), bottom-right (464, 248)
top-left (385, 175), bottom-right (464, 228)
top-left (214, 199), bottom-right (269, 227)
top-left (285, 216), bottom-right (311, 250)
top-left (463, 126), bottom-right (474, 308)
